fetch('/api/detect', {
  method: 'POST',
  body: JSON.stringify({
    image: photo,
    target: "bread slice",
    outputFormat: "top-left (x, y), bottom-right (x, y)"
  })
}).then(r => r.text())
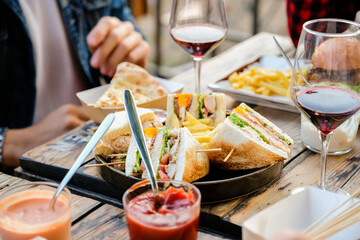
top-left (207, 118), bottom-right (287, 170)
top-left (95, 62), bottom-right (167, 107)
top-left (101, 108), bottom-right (155, 142)
top-left (125, 137), bottom-right (138, 176)
top-left (94, 108), bottom-right (155, 157)
top-left (206, 93), bottom-right (226, 127)
top-left (173, 127), bottom-right (209, 182)
top-left (165, 94), bottom-right (181, 129)
top-left (93, 135), bottom-right (131, 157)
top-left (188, 94), bottom-right (199, 118)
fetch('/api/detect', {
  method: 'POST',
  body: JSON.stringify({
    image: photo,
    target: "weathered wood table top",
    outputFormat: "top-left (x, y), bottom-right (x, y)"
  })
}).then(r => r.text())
top-left (13, 32), bottom-right (360, 239)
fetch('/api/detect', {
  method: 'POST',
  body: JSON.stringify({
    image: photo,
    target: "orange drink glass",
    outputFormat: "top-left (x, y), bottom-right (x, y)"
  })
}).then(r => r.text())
top-left (0, 182), bottom-right (71, 240)
top-left (123, 180), bottom-right (201, 240)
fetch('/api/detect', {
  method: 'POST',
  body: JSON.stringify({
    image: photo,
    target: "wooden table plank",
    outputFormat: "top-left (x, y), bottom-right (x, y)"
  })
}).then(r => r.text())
top-left (0, 173), bottom-right (23, 190)
top-left (22, 121), bottom-right (97, 169)
top-left (71, 204), bottom-right (125, 239)
top-left (71, 204), bottom-right (229, 239)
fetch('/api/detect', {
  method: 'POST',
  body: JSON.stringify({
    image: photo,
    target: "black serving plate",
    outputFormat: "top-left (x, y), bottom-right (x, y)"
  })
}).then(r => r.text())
top-left (95, 155), bottom-right (283, 203)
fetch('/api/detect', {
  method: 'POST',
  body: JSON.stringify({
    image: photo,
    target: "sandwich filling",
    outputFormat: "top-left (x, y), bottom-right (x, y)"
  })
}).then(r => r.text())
top-left (156, 127), bottom-right (180, 180)
top-left (131, 126), bottom-right (159, 177)
top-left (173, 93), bottom-right (219, 121)
top-left (198, 93), bottom-right (217, 119)
top-left (101, 138), bottom-right (129, 172)
top-left (229, 107), bottom-right (291, 154)
top-left (238, 106), bottom-right (292, 145)
top-left (228, 113), bottom-right (270, 144)
top-left (173, 94), bottom-right (193, 121)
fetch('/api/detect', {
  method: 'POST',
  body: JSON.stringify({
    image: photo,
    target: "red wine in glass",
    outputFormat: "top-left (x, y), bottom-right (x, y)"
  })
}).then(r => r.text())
top-left (170, 24), bottom-right (226, 58)
top-left (296, 86), bottom-right (360, 135)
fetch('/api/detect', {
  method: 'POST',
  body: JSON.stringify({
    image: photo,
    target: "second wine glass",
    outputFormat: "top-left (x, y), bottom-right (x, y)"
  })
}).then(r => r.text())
top-left (169, 0), bottom-right (228, 93)
top-left (291, 18), bottom-right (360, 192)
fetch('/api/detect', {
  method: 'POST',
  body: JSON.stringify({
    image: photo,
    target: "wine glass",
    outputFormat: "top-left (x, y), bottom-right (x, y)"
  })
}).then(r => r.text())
top-left (291, 19), bottom-right (360, 192)
top-left (169, 0), bottom-right (228, 93)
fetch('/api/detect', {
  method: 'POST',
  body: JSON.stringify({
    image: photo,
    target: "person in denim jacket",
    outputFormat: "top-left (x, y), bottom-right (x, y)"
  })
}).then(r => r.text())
top-left (0, 0), bottom-right (149, 168)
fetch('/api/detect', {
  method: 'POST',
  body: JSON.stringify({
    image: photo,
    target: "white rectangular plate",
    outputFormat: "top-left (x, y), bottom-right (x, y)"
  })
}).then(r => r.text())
top-left (208, 56), bottom-right (299, 113)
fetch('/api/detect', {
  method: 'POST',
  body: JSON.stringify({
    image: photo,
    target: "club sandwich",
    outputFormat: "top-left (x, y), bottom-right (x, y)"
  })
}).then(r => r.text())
top-left (207, 103), bottom-right (293, 170)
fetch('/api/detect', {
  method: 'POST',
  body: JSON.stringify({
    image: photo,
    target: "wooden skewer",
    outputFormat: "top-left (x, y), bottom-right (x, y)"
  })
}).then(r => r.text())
top-left (308, 201), bottom-right (360, 236)
top-left (196, 148), bottom-right (222, 152)
top-left (313, 214), bottom-right (360, 240)
top-left (107, 153), bottom-right (127, 158)
top-left (223, 149), bottom-right (234, 162)
top-left (306, 201), bottom-right (360, 239)
top-left (85, 161), bottom-right (124, 168)
top-left (303, 188), bottom-right (360, 234)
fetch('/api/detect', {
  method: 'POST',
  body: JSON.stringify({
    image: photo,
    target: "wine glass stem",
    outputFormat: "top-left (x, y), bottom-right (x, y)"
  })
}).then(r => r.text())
top-left (318, 132), bottom-right (332, 189)
top-left (193, 57), bottom-right (202, 93)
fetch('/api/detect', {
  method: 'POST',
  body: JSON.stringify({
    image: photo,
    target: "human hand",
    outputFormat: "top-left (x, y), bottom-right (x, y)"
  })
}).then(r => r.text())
top-left (268, 230), bottom-right (310, 240)
top-left (2, 104), bottom-right (89, 167)
top-left (87, 16), bottom-right (150, 78)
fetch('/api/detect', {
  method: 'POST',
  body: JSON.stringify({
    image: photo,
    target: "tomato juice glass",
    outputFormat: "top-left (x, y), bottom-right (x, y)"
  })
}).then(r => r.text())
top-left (0, 182), bottom-right (71, 240)
top-left (123, 180), bottom-right (201, 240)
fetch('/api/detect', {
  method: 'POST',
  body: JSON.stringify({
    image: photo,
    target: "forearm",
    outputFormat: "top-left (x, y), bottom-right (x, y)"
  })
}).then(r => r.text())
top-left (2, 128), bottom-right (33, 168)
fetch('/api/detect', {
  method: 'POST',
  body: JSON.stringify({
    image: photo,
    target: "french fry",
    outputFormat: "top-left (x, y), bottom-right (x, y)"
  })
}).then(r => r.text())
top-left (186, 112), bottom-right (202, 125)
top-left (187, 124), bottom-right (214, 133)
top-left (198, 118), bottom-right (210, 124)
top-left (201, 142), bottom-right (209, 149)
top-left (191, 130), bottom-right (213, 136)
top-left (228, 67), bottom-right (291, 97)
top-left (194, 136), bottom-right (213, 143)
top-left (182, 112), bottom-right (220, 148)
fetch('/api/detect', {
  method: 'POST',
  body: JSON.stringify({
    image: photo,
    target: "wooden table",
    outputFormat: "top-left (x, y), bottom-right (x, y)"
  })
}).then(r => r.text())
top-left (13, 32), bottom-right (360, 239)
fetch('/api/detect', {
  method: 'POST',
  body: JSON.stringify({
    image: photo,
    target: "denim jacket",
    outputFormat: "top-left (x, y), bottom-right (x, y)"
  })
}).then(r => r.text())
top-left (0, 0), bottom-right (140, 128)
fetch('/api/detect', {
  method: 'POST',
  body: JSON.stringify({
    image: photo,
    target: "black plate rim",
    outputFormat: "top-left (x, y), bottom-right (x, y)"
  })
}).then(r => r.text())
top-left (94, 154), bottom-right (282, 185)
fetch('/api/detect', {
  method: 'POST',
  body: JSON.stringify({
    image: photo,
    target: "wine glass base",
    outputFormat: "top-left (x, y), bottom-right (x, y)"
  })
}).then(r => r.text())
top-left (291, 185), bottom-right (350, 196)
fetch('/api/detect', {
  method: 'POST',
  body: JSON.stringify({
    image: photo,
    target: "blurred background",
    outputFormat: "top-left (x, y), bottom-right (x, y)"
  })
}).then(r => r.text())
top-left (128, 0), bottom-right (288, 78)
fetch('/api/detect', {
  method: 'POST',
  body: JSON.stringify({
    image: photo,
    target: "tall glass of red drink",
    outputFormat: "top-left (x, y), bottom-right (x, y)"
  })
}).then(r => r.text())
top-left (123, 180), bottom-right (201, 240)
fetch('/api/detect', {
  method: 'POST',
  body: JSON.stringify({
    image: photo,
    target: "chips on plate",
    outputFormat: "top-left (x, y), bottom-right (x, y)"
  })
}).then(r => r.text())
top-left (228, 67), bottom-right (292, 97)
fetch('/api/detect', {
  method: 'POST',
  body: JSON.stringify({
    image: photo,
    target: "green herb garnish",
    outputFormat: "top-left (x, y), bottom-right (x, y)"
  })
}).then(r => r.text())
top-left (198, 94), bottom-right (204, 119)
top-left (281, 135), bottom-right (290, 145)
top-left (229, 113), bottom-right (269, 144)
top-left (134, 151), bottom-right (142, 173)
top-left (229, 113), bottom-right (246, 127)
